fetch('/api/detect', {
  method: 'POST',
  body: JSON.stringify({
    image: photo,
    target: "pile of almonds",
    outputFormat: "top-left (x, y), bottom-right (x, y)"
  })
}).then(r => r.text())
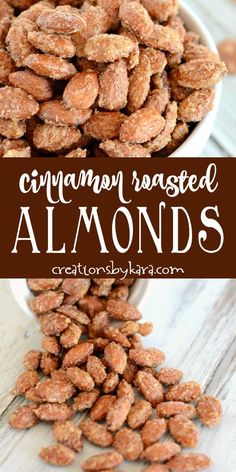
top-left (0, 0), bottom-right (227, 157)
top-left (9, 278), bottom-right (222, 471)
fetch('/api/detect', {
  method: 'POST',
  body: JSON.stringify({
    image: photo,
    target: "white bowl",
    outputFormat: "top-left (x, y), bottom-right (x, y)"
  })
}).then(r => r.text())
top-left (9, 278), bottom-right (153, 318)
top-left (170, 2), bottom-right (222, 157)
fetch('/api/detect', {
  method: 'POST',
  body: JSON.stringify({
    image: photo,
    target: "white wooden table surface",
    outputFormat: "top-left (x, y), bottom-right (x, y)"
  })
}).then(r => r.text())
top-left (0, 279), bottom-right (236, 472)
top-left (187, 0), bottom-right (236, 157)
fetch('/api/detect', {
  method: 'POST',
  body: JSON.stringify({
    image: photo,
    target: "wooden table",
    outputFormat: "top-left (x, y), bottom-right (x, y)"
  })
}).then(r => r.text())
top-left (0, 278), bottom-right (235, 472)
top-left (187, 0), bottom-right (236, 157)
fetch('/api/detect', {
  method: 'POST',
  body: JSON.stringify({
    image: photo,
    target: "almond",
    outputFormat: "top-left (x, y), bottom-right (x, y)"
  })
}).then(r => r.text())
top-left (141, 441), bottom-right (181, 463)
top-left (87, 355), bottom-right (107, 385)
top-left (141, 418), bottom-right (167, 448)
top-left (14, 370), bottom-right (39, 395)
top-left (157, 367), bottom-right (183, 385)
top-left (9, 405), bottom-right (37, 429)
top-left (120, 108), bottom-right (165, 144)
top-left (167, 453), bottom-right (212, 472)
top-left (127, 400), bottom-right (152, 429)
top-left (0, 49), bottom-right (15, 84)
top-left (38, 100), bottom-right (91, 126)
top-left (9, 70), bottom-right (52, 102)
top-left (119, 2), bottom-right (154, 39)
top-left (62, 278), bottom-right (91, 298)
top-left (90, 394), bottom-right (116, 421)
top-left (103, 326), bottom-right (130, 348)
top-left (166, 381), bottom-right (202, 402)
top-left (84, 33), bottom-right (134, 62)
top-left (57, 305), bottom-right (90, 326)
top-left (39, 444), bottom-right (75, 466)
top-left (53, 421), bottom-right (83, 452)
top-left (82, 451), bottom-right (123, 471)
top-left (100, 140), bottom-right (151, 157)
top-left (84, 111), bottom-right (125, 140)
top-left (197, 395), bottom-right (222, 428)
top-left (40, 352), bottom-right (58, 375)
top-left (34, 403), bottom-right (73, 422)
top-left (135, 370), bottom-right (164, 406)
top-left (107, 300), bottom-right (142, 321)
top-left (103, 372), bottom-right (119, 393)
top-left (104, 342), bottom-right (127, 374)
top-left (63, 342), bottom-right (94, 367)
top-left (40, 312), bottom-right (70, 336)
top-left (66, 367), bottom-right (95, 391)
top-left (72, 389), bottom-right (100, 413)
top-left (117, 379), bottom-right (135, 404)
top-left (129, 347), bottom-right (165, 367)
top-left (80, 419), bottom-right (113, 447)
top-left (98, 59), bottom-right (129, 111)
top-left (145, 88), bottom-right (169, 114)
top-left (140, 0), bottom-right (179, 22)
top-left (146, 101), bottom-right (177, 152)
top-left (35, 379), bottom-right (75, 403)
top-left (60, 323), bottom-right (82, 348)
top-left (142, 25), bottom-right (183, 54)
top-left (24, 350), bottom-right (41, 370)
top-left (28, 31), bottom-right (76, 57)
top-left (27, 278), bottom-right (62, 291)
top-left (63, 71), bottom-right (99, 110)
top-left (106, 397), bottom-right (131, 431)
top-left (33, 123), bottom-right (81, 152)
top-left (178, 89), bottom-right (215, 122)
top-left (81, 5), bottom-right (112, 40)
top-left (169, 414), bottom-right (199, 448)
top-left (42, 336), bottom-right (61, 355)
top-left (0, 118), bottom-right (26, 139)
top-left (6, 18), bottom-right (36, 67)
top-left (127, 53), bottom-right (152, 113)
top-left (0, 86), bottom-right (39, 120)
top-left (37, 6), bottom-right (86, 34)
top-left (25, 53), bottom-right (77, 80)
top-left (173, 59), bottom-right (227, 89)
top-left (113, 428), bottom-right (143, 460)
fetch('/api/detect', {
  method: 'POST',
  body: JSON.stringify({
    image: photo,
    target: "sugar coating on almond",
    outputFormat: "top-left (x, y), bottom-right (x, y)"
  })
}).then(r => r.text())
top-left (53, 421), bottom-right (83, 452)
top-left (197, 395), bottom-right (222, 427)
top-left (39, 444), bottom-right (76, 465)
top-left (165, 381), bottom-right (202, 402)
top-left (141, 441), bottom-right (181, 463)
top-left (167, 453), bottom-right (212, 471)
top-left (9, 405), bottom-right (37, 429)
top-left (113, 428), bottom-right (143, 460)
top-left (169, 414), bottom-right (199, 448)
top-left (82, 451), bottom-right (123, 471)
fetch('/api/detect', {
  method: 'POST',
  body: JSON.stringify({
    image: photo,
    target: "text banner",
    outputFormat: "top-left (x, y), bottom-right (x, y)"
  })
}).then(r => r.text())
top-left (0, 158), bottom-right (234, 278)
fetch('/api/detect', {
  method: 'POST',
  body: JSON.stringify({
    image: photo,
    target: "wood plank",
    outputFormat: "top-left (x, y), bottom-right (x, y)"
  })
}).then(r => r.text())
top-left (0, 280), bottom-right (41, 416)
top-left (184, 0), bottom-right (236, 157)
top-left (211, 79), bottom-right (236, 157)
top-left (202, 138), bottom-right (228, 158)
top-left (186, 0), bottom-right (236, 39)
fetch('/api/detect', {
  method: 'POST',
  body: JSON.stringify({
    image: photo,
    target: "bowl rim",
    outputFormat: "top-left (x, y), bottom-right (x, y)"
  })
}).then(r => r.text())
top-left (170, 1), bottom-right (222, 157)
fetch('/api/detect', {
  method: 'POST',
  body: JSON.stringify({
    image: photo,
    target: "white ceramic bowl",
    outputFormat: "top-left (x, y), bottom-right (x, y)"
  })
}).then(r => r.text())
top-left (9, 278), bottom-right (153, 318)
top-left (170, 2), bottom-right (222, 157)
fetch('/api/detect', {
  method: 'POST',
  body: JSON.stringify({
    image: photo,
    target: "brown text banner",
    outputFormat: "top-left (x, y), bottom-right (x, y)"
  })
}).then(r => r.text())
top-left (0, 158), bottom-right (234, 278)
